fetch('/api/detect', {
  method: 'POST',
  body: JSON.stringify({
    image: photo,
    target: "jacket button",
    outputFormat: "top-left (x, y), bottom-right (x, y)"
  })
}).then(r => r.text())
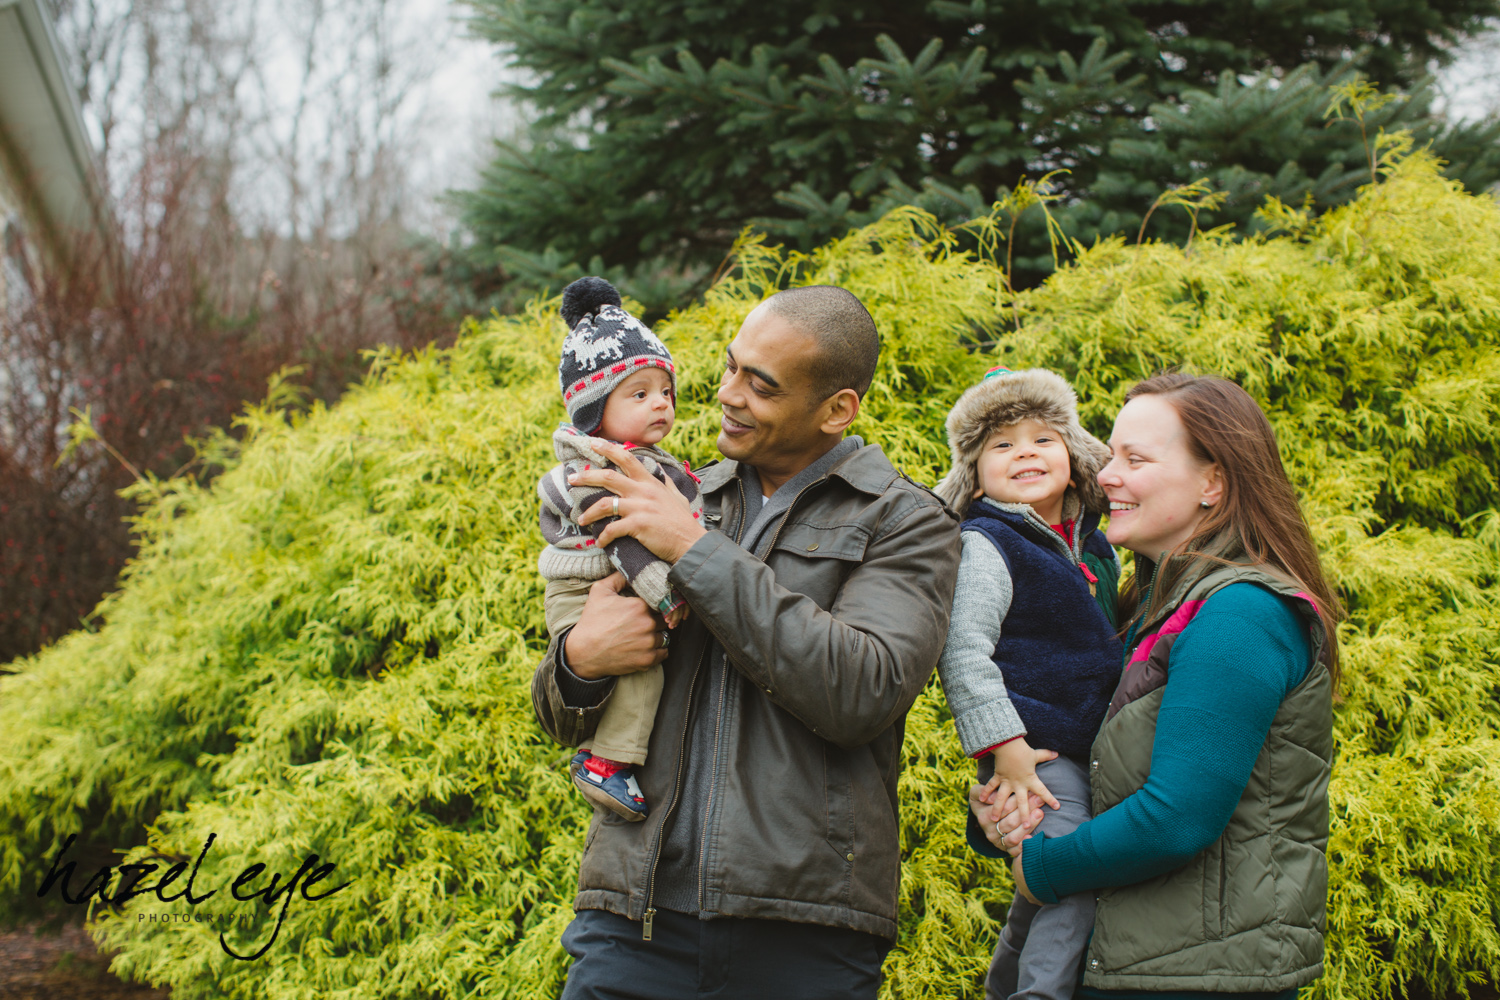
top-left (1091, 759), bottom-right (1099, 770)
top-left (806, 542), bottom-right (819, 551)
top-left (1089, 959), bottom-right (1099, 969)
top-left (763, 686), bottom-right (772, 695)
top-left (846, 853), bottom-right (854, 862)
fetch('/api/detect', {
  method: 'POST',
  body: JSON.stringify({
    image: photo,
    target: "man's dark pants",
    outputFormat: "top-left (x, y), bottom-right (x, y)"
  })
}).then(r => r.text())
top-left (560, 908), bottom-right (890, 1000)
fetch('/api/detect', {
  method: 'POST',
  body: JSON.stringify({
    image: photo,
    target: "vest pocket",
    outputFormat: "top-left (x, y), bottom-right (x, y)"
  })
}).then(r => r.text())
top-left (1203, 840), bottom-right (1225, 940)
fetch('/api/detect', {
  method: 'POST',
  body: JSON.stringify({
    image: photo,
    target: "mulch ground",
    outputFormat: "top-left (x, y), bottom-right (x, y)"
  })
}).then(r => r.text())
top-left (1, 922), bottom-right (1496, 999)
top-left (0, 923), bottom-right (166, 1000)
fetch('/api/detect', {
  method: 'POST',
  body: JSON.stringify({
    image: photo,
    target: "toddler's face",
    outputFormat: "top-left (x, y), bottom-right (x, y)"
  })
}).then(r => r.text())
top-left (974, 418), bottom-right (1073, 523)
top-left (599, 367), bottom-right (675, 445)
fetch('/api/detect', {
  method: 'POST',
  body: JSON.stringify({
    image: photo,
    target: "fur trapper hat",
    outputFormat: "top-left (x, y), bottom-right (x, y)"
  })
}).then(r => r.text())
top-left (557, 276), bottom-right (676, 435)
top-left (934, 366), bottom-right (1111, 515)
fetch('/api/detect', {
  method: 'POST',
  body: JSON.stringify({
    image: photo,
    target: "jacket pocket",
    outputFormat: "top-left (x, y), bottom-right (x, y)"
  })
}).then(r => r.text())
top-left (770, 522), bottom-right (870, 612)
top-left (771, 521), bottom-right (870, 562)
top-left (823, 744), bottom-right (854, 859)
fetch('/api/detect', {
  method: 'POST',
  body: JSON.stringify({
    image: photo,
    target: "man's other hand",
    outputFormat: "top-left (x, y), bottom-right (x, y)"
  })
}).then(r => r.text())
top-left (564, 572), bottom-right (671, 680)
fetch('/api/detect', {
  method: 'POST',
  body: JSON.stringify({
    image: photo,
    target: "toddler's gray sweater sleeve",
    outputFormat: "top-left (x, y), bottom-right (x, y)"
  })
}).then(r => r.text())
top-left (936, 530), bottom-right (1026, 756)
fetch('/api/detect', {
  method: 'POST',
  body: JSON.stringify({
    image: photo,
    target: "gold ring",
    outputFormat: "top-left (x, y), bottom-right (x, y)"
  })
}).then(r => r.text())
top-left (612, 496), bottom-right (620, 517)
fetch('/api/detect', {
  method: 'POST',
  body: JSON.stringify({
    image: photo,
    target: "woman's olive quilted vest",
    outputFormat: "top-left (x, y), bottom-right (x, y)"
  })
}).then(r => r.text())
top-left (1082, 560), bottom-right (1332, 992)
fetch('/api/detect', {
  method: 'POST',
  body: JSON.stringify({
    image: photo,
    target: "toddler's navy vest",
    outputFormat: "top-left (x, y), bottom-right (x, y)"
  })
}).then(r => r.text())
top-left (961, 506), bottom-right (1123, 759)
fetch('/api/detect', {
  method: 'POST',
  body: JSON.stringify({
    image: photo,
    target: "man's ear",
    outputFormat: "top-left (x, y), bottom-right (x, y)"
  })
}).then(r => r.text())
top-left (819, 388), bottom-right (860, 435)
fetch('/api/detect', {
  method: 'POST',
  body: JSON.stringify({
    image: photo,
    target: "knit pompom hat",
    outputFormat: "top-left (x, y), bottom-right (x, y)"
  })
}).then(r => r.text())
top-left (934, 366), bottom-right (1111, 515)
top-left (557, 276), bottom-right (676, 436)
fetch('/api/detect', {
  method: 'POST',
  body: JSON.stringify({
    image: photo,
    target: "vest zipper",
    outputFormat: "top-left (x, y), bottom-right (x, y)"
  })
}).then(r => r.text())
top-left (640, 478), bottom-right (747, 940)
top-left (1123, 563), bottom-right (1158, 656)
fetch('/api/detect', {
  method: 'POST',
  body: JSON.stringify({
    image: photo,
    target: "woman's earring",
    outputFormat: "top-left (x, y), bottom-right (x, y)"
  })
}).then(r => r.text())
top-left (1200, 501), bottom-right (1212, 509)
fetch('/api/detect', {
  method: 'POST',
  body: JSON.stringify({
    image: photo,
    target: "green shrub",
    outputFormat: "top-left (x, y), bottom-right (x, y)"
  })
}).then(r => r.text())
top-left (1, 151), bottom-right (1497, 999)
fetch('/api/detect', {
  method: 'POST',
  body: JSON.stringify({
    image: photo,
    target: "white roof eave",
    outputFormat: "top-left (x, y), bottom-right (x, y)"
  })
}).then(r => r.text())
top-left (0, 0), bottom-right (108, 262)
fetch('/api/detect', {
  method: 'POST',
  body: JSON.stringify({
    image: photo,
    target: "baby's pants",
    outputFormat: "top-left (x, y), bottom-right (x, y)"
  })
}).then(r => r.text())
top-left (545, 577), bottom-right (663, 766)
top-left (986, 755), bottom-right (1094, 1000)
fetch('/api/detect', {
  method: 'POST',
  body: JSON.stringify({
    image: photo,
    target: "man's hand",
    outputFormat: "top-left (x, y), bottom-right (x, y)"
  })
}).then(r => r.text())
top-left (570, 441), bottom-right (706, 563)
top-left (563, 573), bottom-right (670, 680)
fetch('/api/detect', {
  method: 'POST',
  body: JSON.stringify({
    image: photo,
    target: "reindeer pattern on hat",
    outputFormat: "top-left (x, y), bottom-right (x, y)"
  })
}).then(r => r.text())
top-left (561, 305), bottom-right (669, 373)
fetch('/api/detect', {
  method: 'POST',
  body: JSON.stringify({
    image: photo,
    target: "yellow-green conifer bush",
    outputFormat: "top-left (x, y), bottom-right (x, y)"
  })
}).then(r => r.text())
top-left (0, 152), bottom-right (1496, 1000)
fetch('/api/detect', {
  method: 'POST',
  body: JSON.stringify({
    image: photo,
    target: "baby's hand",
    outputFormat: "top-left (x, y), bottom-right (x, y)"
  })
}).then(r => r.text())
top-left (664, 604), bottom-right (689, 629)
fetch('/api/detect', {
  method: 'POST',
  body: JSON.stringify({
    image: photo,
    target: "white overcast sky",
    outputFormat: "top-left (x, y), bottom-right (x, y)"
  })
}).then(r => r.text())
top-left (417, 9), bottom-right (1500, 229)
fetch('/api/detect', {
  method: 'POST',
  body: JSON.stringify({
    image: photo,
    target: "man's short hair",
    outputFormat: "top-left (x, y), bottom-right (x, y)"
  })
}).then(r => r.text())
top-left (762, 285), bottom-right (881, 401)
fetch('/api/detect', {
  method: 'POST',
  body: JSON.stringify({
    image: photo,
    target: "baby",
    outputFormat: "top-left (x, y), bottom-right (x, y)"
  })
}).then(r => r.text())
top-left (537, 276), bottom-right (701, 821)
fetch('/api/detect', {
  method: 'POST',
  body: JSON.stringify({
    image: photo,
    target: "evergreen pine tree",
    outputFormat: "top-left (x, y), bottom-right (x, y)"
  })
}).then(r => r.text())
top-left (453, 0), bottom-right (1500, 312)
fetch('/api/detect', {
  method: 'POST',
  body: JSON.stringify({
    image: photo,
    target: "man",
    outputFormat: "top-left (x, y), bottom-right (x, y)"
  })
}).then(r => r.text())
top-left (531, 285), bottom-right (961, 999)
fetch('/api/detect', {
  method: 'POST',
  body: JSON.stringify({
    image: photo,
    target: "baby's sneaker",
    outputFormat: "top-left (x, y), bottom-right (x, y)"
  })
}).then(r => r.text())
top-left (570, 751), bottom-right (647, 821)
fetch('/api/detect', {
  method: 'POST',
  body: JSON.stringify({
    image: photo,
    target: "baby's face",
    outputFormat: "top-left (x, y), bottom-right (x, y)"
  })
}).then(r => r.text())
top-left (974, 418), bottom-right (1073, 523)
top-left (599, 367), bottom-right (676, 445)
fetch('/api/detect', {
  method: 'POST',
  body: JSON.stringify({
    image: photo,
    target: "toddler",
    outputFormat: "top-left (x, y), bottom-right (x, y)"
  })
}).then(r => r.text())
top-left (934, 366), bottom-right (1123, 1000)
top-left (538, 277), bottom-right (701, 821)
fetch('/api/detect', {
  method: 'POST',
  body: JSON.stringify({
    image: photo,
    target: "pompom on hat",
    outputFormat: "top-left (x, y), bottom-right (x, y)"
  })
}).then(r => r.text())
top-left (556, 277), bottom-right (676, 436)
top-left (934, 365), bottom-right (1111, 515)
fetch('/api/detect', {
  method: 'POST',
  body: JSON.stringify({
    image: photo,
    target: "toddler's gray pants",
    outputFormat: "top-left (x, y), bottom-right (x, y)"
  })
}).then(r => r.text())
top-left (986, 754), bottom-right (1095, 1000)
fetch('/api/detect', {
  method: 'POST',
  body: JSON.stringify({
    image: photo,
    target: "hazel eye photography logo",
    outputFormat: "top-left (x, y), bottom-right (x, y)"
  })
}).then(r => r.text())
top-left (36, 832), bottom-right (356, 961)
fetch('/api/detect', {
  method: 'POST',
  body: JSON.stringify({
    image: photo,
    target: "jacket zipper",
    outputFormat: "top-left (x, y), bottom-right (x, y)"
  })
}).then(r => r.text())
top-left (692, 479), bottom-right (819, 910)
top-left (640, 477), bottom-right (748, 940)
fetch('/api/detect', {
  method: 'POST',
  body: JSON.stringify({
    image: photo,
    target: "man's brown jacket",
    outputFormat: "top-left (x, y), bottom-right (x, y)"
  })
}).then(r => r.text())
top-left (531, 442), bottom-right (961, 940)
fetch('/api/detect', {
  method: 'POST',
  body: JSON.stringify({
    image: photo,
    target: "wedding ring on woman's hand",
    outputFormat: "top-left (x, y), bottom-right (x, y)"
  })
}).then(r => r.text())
top-left (612, 496), bottom-right (620, 517)
top-left (659, 630), bottom-right (670, 650)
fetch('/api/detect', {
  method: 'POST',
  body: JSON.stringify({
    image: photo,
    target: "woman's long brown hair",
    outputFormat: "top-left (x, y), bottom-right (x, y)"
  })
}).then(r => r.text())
top-left (1116, 372), bottom-right (1343, 683)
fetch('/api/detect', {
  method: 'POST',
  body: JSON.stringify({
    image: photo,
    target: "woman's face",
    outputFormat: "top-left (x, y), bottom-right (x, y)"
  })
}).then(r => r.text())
top-left (1098, 394), bottom-right (1221, 559)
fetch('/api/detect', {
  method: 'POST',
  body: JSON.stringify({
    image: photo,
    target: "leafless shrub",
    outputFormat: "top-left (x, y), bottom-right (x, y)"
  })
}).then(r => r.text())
top-left (0, 0), bottom-right (459, 663)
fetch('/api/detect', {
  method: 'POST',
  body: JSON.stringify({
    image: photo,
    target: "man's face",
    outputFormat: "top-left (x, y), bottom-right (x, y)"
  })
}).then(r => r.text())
top-left (716, 306), bottom-right (829, 476)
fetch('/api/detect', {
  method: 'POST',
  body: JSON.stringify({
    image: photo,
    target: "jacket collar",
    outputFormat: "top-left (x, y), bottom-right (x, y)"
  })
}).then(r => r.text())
top-left (693, 436), bottom-right (892, 498)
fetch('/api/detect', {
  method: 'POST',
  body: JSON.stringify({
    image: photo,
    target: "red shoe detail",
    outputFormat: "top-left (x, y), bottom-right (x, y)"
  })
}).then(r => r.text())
top-left (584, 755), bottom-right (629, 778)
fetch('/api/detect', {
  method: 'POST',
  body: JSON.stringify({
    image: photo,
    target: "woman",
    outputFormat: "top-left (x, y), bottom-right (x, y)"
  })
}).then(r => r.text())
top-left (979, 372), bottom-right (1342, 999)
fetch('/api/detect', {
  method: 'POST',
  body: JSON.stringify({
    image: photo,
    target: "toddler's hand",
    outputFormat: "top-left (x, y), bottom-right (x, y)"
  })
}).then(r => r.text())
top-left (664, 604), bottom-right (689, 629)
top-left (992, 737), bottom-right (1060, 813)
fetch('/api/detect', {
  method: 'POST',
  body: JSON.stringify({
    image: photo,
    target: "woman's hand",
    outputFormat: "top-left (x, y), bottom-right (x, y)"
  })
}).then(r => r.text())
top-left (970, 782), bottom-right (1046, 856)
top-left (1011, 851), bottom-right (1041, 905)
top-left (994, 788), bottom-right (1046, 854)
top-left (969, 782), bottom-right (1009, 851)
